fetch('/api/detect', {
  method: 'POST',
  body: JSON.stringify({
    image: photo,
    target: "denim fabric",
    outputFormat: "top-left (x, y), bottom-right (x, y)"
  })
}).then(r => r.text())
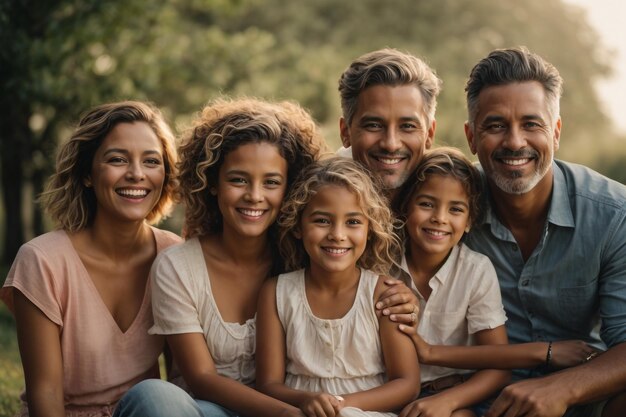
top-left (466, 160), bottom-right (626, 380)
top-left (113, 379), bottom-right (238, 417)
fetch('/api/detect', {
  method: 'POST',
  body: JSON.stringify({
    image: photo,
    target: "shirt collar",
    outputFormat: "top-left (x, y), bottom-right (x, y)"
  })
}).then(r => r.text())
top-left (399, 244), bottom-right (460, 288)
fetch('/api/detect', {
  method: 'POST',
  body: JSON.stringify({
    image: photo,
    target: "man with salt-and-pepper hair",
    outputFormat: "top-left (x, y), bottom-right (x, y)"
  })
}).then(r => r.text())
top-left (464, 46), bottom-right (626, 417)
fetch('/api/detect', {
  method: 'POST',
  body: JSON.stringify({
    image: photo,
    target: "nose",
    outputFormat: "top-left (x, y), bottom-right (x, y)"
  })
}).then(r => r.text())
top-left (328, 224), bottom-right (346, 242)
top-left (244, 183), bottom-right (263, 203)
top-left (126, 161), bottom-right (145, 181)
top-left (502, 124), bottom-right (527, 151)
top-left (379, 127), bottom-right (403, 153)
top-left (430, 208), bottom-right (447, 224)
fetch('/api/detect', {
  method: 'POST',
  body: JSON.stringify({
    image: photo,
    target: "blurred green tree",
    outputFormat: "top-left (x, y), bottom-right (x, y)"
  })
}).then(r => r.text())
top-left (1, 0), bottom-right (624, 264)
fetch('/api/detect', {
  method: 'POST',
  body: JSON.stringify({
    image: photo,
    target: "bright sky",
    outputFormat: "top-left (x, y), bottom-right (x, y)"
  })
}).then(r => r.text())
top-left (564, 0), bottom-right (626, 133)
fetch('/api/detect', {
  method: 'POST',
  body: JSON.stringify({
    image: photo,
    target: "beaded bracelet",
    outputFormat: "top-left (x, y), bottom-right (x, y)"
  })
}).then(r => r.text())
top-left (546, 341), bottom-right (553, 366)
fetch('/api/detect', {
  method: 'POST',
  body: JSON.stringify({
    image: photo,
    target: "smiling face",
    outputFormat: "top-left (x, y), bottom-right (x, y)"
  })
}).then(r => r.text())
top-left (88, 122), bottom-right (165, 225)
top-left (340, 84), bottom-right (435, 191)
top-left (465, 81), bottom-right (561, 196)
top-left (406, 174), bottom-right (471, 264)
top-left (297, 184), bottom-right (369, 276)
top-left (215, 141), bottom-right (288, 240)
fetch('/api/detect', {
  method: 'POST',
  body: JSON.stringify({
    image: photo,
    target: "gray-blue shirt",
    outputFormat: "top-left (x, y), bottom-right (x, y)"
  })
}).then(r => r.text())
top-left (465, 160), bottom-right (626, 377)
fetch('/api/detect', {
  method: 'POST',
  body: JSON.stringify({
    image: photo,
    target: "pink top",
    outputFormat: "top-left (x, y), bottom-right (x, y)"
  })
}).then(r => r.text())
top-left (1, 227), bottom-right (181, 417)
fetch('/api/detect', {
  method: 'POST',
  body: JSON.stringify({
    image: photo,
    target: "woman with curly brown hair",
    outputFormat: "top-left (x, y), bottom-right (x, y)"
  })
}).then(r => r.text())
top-left (113, 97), bottom-right (330, 417)
top-left (1, 101), bottom-right (182, 417)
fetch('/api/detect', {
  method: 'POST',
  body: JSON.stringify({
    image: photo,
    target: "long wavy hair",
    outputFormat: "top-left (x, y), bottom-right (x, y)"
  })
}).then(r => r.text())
top-left (40, 101), bottom-right (178, 231)
top-left (278, 157), bottom-right (402, 275)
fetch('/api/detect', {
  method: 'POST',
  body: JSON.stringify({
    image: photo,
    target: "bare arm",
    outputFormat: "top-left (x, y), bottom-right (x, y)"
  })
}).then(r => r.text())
top-left (14, 290), bottom-right (65, 417)
top-left (399, 324), bottom-right (596, 369)
top-left (341, 276), bottom-right (420, 411)
top-left (400, 326), bottom-right (510, 417)
top-left (375, 278), bottom-right (419, 324)
top-left (486, 341), bottom-right (626, 417)
top-left (255, 278), bottom-right (339, 417)
top-left (168, 325), bottom-right (301, 417)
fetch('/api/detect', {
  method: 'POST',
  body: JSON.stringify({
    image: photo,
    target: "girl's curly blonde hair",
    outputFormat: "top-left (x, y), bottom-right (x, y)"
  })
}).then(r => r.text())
top-left (40, 101), bottom-right (178, 231)
top-left (178, 97), bottom-right (329, 239)
top-left (278, 157), bottom-right (402, 275)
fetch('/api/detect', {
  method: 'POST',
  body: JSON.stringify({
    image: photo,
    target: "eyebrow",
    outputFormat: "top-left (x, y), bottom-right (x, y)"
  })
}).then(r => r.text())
top-left (225, 169), bottom-right (285, 178)
top-left (359, 115), bottom-right (423, 125)
top-left (481, 114), bottom-right (546, 124)
top-left (309, 210), bottom-right (365, 217)
top-left (416, 193), bottom-right (469, 208)
top-left (102, 148), bottom-right (162, 156)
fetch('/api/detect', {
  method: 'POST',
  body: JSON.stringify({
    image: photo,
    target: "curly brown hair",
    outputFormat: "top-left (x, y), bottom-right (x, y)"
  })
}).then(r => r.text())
top-left (278, 157), bottom-right (402, 275)
top-left (178, 97), bottom-right (330, 239)
top-left (393, 147), bottom-right (483, 237)
top-left (40, 101), bottom-right (178, 231)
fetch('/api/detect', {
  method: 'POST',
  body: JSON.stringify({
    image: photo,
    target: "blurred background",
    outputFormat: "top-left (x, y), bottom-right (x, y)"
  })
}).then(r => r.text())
top-left (1, 0), bottom-right (625, 413)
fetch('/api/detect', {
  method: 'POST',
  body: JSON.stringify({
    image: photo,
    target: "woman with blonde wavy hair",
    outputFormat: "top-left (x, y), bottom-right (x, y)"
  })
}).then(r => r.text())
top-left (1, 101), bottom-right (182, 417)
top-left (113, 97), bottom-right (330, 417)
top-left (255, 157), bottom-right (420, 417)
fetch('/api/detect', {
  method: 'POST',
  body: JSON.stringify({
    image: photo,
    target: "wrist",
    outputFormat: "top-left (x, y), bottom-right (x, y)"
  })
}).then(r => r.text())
top-left (545, 341), bottom-right (553, 367)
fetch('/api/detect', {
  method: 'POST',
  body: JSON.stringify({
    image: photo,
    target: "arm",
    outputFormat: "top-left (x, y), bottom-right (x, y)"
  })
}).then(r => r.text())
top-left (399, 325), bottom-right (595, 369)
top-left (375, 278), bottom-right (419, 324)
top-left (168, 331), bottom-right (301, 417)
top-left (256, 278), bottom-right (340, 417)
top-left (341, 276), bottom-right (420, 411)
top-left (14, 290), bottom-right (65, 417)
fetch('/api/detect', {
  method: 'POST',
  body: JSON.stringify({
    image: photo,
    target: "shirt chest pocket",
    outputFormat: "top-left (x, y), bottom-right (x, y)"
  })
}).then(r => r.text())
top-left (419, 310), bottom-right (468, 345)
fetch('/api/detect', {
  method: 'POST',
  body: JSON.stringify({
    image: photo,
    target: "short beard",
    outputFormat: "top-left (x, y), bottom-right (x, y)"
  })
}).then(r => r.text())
top-left (491, 169), bottom-right (545, 195)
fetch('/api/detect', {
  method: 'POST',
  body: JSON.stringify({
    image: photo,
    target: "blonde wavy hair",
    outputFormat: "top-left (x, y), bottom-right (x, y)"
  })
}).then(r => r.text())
top-left (40, 101), bottom-right (178, 231)
top-left (178, 97), bottom-right (329, 239)
top-left (278, 157), bottom-right (402, 275)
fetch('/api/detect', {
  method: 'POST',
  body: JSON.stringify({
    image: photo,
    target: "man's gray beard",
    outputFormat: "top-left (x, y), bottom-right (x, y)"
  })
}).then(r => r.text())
top-left (491, 167), bottom-right (547, 195)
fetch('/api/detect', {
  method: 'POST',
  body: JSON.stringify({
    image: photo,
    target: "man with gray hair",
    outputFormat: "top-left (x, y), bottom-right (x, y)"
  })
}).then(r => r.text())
top-left (464, 46), bottom-right (626, 417)
top-left (337, 48), bottom-right (441, 200)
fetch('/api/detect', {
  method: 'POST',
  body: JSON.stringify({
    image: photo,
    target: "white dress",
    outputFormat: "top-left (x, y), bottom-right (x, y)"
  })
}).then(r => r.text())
top-left (150, 238), bottom-right (256, 387)
top-left (276, 268), bottom-right (397, 417)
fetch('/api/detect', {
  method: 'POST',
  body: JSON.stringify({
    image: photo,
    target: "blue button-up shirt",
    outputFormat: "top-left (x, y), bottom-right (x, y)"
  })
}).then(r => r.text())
top-left (465, 160), bottom-right (626, 377)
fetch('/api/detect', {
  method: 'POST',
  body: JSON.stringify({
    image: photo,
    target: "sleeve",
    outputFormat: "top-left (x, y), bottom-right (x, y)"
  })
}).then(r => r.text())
top-left (599, 210), bottom-right (626, 347)
top-left (149, 248), bottom-right (204, 335)
top-left (0, 241), bottom-right (64, 326)
top-left (466, 255), bottom-right (507, 334)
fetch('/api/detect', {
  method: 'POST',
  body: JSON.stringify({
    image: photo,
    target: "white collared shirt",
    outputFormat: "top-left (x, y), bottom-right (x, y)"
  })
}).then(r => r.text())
top-left (395, 243), bottom-right (507, 382)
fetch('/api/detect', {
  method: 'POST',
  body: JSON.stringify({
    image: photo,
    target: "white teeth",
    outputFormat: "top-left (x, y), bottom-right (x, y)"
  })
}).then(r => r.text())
top-left (502, 158), bottom-right (530, 166)
top-left (378, 157), bottom-right (402, 165)
top-left (425, 229), bottom-right (448, 236)
top-left (324, 247), bottom-right (349, 254)
top-left (239, 209), bottom-right (264, 217)
top-left (117, 189), bottom-right (148, 197)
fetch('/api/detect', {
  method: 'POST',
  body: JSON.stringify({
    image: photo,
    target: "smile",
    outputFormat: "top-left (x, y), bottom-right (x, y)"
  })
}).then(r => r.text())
top-left (237, 208), bottom-right (266, 217)
top-left (375, 156), bottom-right (404, 165)
top-left (116, 188), bottom-right (148, 198)
top-left (500, 158), bottom-right (532, 166)
top-left (424, 229), bottom-right (450, 237)
top-left (322, 247), bottom-right (350, 255)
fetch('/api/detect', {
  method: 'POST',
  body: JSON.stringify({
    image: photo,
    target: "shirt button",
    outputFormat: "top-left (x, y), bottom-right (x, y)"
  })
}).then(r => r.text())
top-left (512, 245), bottom-right (519, 252)
top-left (324, 323), bottom-right (330, 328)
top-left (521, 280), bottom-right (530, 287)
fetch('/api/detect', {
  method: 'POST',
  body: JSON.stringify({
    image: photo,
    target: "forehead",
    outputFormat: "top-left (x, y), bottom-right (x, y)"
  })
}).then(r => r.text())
top-left (353, 84), bottom-right (426, 121)
top-left (98, 122), bottom-right (162, 151)
top-left (221, 141), bottom-right (286, 171)
top-left (475, 81), bottom-right (549, 120)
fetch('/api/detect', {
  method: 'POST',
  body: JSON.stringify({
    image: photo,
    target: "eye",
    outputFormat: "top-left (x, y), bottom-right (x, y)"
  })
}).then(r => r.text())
top-left (228, 177), bottom-right (247, 185)
top-left (450, 206), bottom-right (466, 214)
top-left (346, 218), bottom-right (363, 226)
top-left (312, 217), bottom-right (330, 225)
top-left (108, 156), bottom-right (127, 164)
top-left (417, 201), bottom-right (434, 208)
top-left (144, 158), bottom-right (162, 166)
top-left (523, 121), bottom-right (542, 129)
top-left (363, 121), bottom-right (383, 131)
top-left (485, 123), bottom-right (506, 133)
top-left (265, 178), bottom-right (283, 187)
top-left (400, 122), bottom-right (418, 130)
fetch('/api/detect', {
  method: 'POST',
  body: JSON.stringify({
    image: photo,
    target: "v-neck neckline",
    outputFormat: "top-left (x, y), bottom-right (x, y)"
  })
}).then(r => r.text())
top-left (62, 228), bottom-right (156, 335)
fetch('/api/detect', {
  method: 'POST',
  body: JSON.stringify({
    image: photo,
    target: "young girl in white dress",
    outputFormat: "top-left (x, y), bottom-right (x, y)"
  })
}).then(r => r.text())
top-left (256, 157), bottom-right (420, 417)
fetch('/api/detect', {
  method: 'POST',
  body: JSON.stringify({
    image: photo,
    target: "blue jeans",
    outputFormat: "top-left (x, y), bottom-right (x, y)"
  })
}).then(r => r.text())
top-left (113, 379), bottom-right (238, 417)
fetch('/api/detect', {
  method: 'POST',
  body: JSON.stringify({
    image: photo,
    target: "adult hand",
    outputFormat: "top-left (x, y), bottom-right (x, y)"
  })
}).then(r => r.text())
top-left (399, 395), bottom-right (455, 417)
top-left (550, 340), bottom-right (601, 369)
top-left (300, 392), bottom-right (343, 417)
top-left (484, 376), bottom-right (569, 417)
top-left (375, 278), bottom-right (419, 324)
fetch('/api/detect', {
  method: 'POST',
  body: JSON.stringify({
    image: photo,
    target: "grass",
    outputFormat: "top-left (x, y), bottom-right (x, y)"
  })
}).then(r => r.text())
top-left (0, 301), bottom-right (22, 417)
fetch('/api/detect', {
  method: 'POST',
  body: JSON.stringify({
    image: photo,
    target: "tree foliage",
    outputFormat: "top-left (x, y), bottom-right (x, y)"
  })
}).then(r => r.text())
top-left (1, 0), bottom-right (624, 264)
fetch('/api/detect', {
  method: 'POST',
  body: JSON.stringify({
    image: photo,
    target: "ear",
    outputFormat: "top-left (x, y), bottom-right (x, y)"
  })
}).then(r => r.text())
top-left (553, 117), bottom-right (562, 152)
top-left (425, 119), bottom-right (436, 149)
top-left (464, 122), bottom-right (477, 155)
top-left (339, 117), bottom-right (351, 148)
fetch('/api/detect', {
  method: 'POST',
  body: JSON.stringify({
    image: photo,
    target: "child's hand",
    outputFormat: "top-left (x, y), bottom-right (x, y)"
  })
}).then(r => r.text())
top-left (550, 340), bottom-right (602, 369)
top-left (399, 395), bottom-right (455, 417)
top-left (300, 392), bottom-right (344, 417)
top-left (398, 324), bottom-right (433, 363)
top-left (375, 278), bottom-right (419, 324)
